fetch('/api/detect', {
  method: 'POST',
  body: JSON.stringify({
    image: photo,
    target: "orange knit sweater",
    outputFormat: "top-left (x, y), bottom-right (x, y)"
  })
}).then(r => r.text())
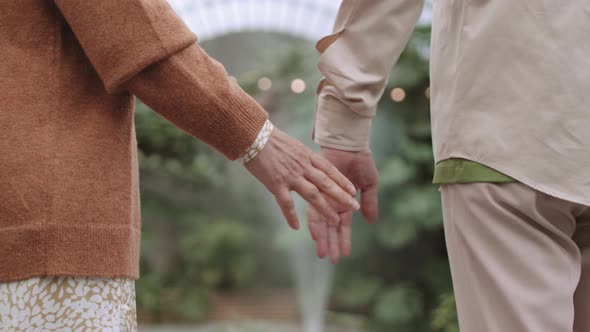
top-left (0, 1), bottom-right (268, 282)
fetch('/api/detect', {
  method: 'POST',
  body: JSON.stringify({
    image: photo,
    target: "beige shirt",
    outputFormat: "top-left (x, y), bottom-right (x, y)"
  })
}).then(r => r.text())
top-left (314, 0), bottom-right (590, 206)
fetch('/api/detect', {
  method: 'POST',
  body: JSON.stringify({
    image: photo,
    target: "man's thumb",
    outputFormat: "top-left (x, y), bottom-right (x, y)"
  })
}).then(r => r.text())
top-left (360, 184), bottom-right (379, 223)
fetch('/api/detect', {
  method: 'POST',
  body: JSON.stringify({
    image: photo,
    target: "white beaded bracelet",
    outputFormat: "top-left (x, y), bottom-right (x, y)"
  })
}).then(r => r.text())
top-left (236, 120), bottom-right (274, 164)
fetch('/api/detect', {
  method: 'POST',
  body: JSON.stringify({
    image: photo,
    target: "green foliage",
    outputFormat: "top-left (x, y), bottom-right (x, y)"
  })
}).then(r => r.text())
top-left (179, 218), bottom-right (257, 288)
top-left (174, 287), bottom-right (211, 321)
top-left (333, 277), bottom-right (383, 308)
top-left (431, 293), bottom-right (459, 332)
top-left (374, 284), bottom-right (423, 326)
top-left (379, 157), bottom-right (417, 187)
top-left (136, 273), bottom-right (163, 313)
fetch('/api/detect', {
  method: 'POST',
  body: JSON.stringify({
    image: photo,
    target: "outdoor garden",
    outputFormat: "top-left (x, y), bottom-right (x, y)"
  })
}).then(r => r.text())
top-left (134, 13), bottom-right (458, 330)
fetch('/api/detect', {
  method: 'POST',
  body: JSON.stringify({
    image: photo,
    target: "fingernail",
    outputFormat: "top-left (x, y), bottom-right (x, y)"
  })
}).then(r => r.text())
top-left (349, 184), bottom-right (357, 195)
top-left (351, 199), bottom-right (360, 210)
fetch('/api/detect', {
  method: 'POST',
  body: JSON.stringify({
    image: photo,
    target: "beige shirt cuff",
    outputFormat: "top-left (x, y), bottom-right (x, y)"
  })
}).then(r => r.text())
top-left (313, 93), bottom-right (373, 152)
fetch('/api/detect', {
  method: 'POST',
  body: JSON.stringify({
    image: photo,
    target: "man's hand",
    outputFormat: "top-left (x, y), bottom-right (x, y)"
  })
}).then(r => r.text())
top-left (307, 147), bottom-right (379, 263)
top-left (245, 129), bottom-right (360, 230)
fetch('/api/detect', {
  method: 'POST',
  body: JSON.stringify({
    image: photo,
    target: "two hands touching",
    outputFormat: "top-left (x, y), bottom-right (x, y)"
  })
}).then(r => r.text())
top-left (245, 128), bottom-right (379, 264)
top-left (306, 147), bottom-right (379, 264)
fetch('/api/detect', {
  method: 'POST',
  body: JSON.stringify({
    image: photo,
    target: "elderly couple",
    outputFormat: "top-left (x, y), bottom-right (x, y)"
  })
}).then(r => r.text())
top-left (1, 0), bottom-right (589, 331)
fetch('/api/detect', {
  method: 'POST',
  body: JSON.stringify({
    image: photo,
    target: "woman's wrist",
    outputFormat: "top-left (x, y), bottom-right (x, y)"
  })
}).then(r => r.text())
top-left (236, 119), bottom-right (274, 164)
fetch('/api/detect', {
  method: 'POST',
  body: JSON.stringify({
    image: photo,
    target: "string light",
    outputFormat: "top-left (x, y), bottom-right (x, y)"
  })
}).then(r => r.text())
top-left (257, 77), bottom-right (272, 91)
top-left (390, 88), bottom-right (406, 102)
top-left (291, 79), bottom-right (306, 94)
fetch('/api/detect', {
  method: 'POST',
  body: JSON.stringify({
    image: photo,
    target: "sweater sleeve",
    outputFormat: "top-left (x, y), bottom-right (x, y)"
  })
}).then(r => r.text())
top-left (55, 0), bottom-right (269, 160)
top-left (126, 44), bottom-right (269, 160)
top-left (55, 0), bottom-right (197, 93)
top-left (313, 0), bottom-right (424, 151)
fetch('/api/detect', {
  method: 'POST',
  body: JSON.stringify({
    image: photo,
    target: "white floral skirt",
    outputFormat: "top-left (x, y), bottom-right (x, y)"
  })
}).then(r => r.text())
top-left (0, 276), bottom-right (137, 331)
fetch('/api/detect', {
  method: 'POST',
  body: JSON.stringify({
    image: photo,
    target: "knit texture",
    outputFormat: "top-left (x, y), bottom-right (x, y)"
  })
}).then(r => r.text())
top-left (0, 0), bottom-right (267, 282)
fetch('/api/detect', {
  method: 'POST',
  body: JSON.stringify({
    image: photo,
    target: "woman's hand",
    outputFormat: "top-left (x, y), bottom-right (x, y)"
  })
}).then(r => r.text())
top-left (245, 128), bottom-right (360, 230)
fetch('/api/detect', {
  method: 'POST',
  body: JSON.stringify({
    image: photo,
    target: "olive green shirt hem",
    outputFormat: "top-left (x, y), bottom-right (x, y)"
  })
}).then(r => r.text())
top-left (433, 159), bottom-right (516, 184)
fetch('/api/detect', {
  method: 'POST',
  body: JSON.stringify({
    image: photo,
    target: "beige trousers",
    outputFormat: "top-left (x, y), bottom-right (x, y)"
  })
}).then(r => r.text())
top-left (441, 183), bottom-right (590, 332)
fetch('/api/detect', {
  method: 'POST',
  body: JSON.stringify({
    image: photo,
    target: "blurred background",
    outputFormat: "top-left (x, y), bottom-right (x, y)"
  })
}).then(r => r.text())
top-left (137, 1), bottom-right (458, 331)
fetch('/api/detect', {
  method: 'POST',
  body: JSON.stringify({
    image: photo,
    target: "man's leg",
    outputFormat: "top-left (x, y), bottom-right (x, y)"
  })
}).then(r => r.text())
top-left (441, 183), bottom-right (580, 332)
top-left (573, 205), bottom-right (590, 331)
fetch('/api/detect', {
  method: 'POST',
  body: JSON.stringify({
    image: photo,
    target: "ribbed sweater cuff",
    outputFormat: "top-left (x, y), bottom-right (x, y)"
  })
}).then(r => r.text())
top-left (212, 84), bottom-right (270, 160)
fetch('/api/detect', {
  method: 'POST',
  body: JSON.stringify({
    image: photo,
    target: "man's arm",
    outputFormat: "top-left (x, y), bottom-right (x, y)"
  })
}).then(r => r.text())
top-left (314, 0), bottom-right (425, 151)
top-left (310, 0), bottom-right (425, 262)
top-left (55, 0), bottom-right (360, 228)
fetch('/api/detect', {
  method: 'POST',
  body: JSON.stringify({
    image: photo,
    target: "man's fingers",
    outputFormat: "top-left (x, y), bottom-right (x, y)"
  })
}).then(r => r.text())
top-left (316, 225), bottom-right (329, 259)
top-left (312, 222), bottom-right (329, 259)
top-left (307, 206), bottom-right (328, 258)
top-left (361, 184), bottom-right (379, 223)
top-left (340, 224), bottom-right (352, 257)
top-left (275, 190), bottom-right (300, 230)
top-left (328, 224), bottom-right (340, 264)
top-left (305, 168), bottom-right (359, 211)
top-left (340, 208), bottom-right (353, 226)
top-left (293, 180), bottom-right (340, 225)
top-left (310, 154), bottom-right (356, 196)
top-left (306, 206), bottom-right (320, 241)
top-left (339, 210), bottom-right (353, 257)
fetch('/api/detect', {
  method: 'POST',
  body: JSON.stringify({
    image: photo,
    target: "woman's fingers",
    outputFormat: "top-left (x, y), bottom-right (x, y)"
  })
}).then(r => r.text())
top-left (305, 167), bottom-right (359, 213)
top-left (275, 189), bottom-right (300, 230)
top-left (308, 205), bottom-right (352, 262)
top-left (310, 153), bottom-right (356, 195)
top-left (292, 180), bottom-right (340, 225)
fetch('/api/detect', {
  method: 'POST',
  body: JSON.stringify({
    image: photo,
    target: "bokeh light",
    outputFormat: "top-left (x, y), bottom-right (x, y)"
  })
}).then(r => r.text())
top-left (391, 88), bottom-right (406, 102)
top-left (257, 77), bottom-right (273, 91)
top-left (291, 79), bottom-right (306, 94)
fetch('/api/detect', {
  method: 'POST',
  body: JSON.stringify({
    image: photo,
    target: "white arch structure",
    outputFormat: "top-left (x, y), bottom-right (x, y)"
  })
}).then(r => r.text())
top-left (169, 0), bottom-right (432, 43)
